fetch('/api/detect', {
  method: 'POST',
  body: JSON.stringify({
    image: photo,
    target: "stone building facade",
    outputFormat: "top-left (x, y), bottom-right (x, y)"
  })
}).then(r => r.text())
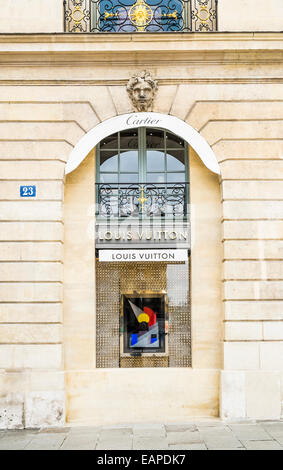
top-left (0, 0), bottom-right (282, 428)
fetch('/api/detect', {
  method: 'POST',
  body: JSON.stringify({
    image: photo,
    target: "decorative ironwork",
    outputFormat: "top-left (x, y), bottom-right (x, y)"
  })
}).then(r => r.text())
top-left (137, 184), bottom-right (147, 211)
top-left (96, 0), bottom-right (189, 32)
top-left (64, 0), bottom-right (218, 33)
top-left (129, 0), bottom-right (153, 32)
top-left (64, 0), bottom-right (90, 32)
top-left (96, 182), bottom-right (189, 219)
top-left (191, 0), bottom-right (217, 31)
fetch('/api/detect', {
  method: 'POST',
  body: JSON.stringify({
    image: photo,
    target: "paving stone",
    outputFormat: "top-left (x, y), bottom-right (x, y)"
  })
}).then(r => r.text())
top-left (165, 424), bottom-right (197, 432)
top-left (25, 432), bottom-right (67, 450)
top-left (229, 424), bottom-right (272, 441)
top-left (0, 421), bottom-right (282, 450)
top-left (272, 436), bottom-right (283, 446)
top-left (205, 437), bottom-right (244, 450)
top-left (60, 432), bottom-right (99, 450)
top-left (133, 437), bottom-right (168, 450)
top-left (68, 426), bottom-right (100, 434)
top-left (242, 440), bottom-right (283, 450)
top-left (259, 422), bottom-right (283, 438)
top-left (199, 427), bottom-right (234, 441)
top-left (96, 437), bottom-right (133, 450)
top-left (198, 425), bottom-right (232, 433)
top-left (0, 433), bottom-right (35, 450)
top-left (169, 443), bottom-right (207, 450)
top-left (40, 427), bottom-right (70, 434)
top-left (258, 421), bottom-right (283, 427)
top-left (133, 424), bottom-right (166, 438)
top-left (100, 428), bottom-right (132, 437)
top-left (167, 430), bottom-right (202, 444)
top-left (196, 421), bottom-right (224, 428)
top-left (102, 425), bottom-right (132, 430)
top-left (97, 444), bottom-right (133, 450)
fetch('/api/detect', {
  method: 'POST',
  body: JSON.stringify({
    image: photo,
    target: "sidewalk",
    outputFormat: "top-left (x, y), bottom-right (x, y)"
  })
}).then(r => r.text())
top-left (0, 420), bottom-right (282, 450)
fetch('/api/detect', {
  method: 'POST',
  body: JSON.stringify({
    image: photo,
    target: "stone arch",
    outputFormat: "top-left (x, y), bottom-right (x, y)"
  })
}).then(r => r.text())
top-left (65, 112), bottom-right (220, 176)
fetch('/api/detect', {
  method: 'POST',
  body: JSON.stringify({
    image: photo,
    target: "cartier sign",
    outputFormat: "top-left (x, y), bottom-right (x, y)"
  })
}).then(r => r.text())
top-left (66, 112), bottom-right (220, 176)
top-left (125, 115), bottom-right (161, 127)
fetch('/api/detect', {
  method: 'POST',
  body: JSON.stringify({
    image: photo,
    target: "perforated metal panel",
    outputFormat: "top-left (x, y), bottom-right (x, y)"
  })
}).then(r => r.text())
top-left (120, 357), bottom-right (168, 368)
top-left (96, 264), bottom-right (120, 368)
top-left (167, 262), bottom-right (191, 367)
top-left (96, 260), bottom-right (191, 368)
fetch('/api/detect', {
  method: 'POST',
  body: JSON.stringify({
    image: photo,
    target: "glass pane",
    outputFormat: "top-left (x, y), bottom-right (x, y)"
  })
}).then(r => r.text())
top-left (100, 151), bottom-right (118, 172)
top-left (120, 130), bottom-right (138, 150)
top-left (167, 173), bottom-right (185, 183)
top-left (166, 132), bottom-right (184, 149)
top-left (167, 150), bottom-right (185, 171)
top-left (147, 173), bottom-right (165, 184)
top-left (100, 132), bottom-right (118, 149)
top-left (147, 151), bottom-right (165, 172)
top-left (122, 294), bottom-right (166, 354)
top-left (100, 173), bottom-right (118, 184)
top-left (146, 129), bottom-right (164, 149)
top-left (120, 173), bottom-right (139, 183)
top-left (120, 151), bottom-right (139, 172)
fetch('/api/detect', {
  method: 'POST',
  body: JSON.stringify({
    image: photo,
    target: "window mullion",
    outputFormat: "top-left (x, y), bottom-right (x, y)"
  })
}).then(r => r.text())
top-left (139, 127), bottom-right (146, 183)
top-left (118, 131), bottom-right (121, 183)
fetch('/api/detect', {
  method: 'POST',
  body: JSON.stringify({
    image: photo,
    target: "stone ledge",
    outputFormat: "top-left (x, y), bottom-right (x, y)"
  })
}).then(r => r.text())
top-left (0, 32), bottom-right (282, 66)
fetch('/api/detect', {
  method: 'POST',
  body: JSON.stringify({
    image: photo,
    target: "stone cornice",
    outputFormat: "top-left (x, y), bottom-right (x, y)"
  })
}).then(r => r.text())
top-left (0, 32), bottom-right (282, 43)
top-left (0, 32), bottom-right (282, 66)
top-left (0, 33), bottom-right (282, 79)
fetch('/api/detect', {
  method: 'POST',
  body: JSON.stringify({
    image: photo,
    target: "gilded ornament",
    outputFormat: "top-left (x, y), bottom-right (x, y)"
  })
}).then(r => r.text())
top-left (71, 6), bottom-right (84, 24)
top-left (162, 10), bottom-right (178, 19)
top-left (129, 0), bottom-right (153, 32)
top-left (196, 5), bottom-right (210, 23)
top-left (138, 185), bottom-right (148, 212)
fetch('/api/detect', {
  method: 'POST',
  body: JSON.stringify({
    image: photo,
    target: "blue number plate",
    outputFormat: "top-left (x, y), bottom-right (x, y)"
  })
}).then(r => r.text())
top-left (20, 185), bottom-right (36, 197)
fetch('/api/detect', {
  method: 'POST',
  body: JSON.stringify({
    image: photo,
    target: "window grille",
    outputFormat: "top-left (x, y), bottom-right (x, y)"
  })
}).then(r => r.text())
top-left (64, 0), bottom-right (218, 33)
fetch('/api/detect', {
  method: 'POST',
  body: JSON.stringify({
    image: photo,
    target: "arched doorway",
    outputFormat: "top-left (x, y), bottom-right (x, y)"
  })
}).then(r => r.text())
top-left (95, 126), bottom-right (191, 368)
top-left (64, 113), bottom-right (222, 424)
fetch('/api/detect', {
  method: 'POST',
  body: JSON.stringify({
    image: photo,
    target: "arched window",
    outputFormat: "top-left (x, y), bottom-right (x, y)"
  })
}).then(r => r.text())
top-left (96, 127), bottom-right (189, 219)
top-left (95, 127), bottom-right (191, 368)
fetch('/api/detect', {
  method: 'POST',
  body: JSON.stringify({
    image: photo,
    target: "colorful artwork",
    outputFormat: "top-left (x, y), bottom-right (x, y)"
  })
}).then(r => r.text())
top-left (121, 292), bottom-right (167, 355)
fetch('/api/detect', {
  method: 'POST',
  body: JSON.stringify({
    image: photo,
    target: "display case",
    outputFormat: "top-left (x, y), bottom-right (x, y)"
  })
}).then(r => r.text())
top-left (120, 291), bottom-right (168, 357)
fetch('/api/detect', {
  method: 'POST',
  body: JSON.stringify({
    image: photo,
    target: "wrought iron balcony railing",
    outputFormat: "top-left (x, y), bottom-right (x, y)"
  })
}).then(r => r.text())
top-left (96, 182), bottom-right (189, 219)
top-left (64, 0), bottom-right (217, 33)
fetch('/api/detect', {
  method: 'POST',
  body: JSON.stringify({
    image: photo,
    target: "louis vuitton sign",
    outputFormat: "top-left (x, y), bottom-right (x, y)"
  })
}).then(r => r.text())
top-left (96, 224), bottom-right (190, 249)
top-left (99, 249), bottom-right (188, 263)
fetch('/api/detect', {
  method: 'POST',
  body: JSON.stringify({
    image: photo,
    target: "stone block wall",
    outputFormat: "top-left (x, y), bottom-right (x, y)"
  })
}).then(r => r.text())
top-left (0, 33), bottom-right (282, 426)
top-left (0, 371), bottom-right (65, 429)
top-left (0, 121), bottom-right (67, 427)
top-left (218, 0), bottom-right (283, 32)
top-left (168, 70), bottom-right (283, 419)
top-left (211, 116), bottom-right (283, 419)
top-left (0, 0), bottom-right (63, 33)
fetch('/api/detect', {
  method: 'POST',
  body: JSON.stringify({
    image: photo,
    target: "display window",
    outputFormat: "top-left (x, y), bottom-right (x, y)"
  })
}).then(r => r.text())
top-left (96, 260), bottom-right (190, 368)
top-left (121, 292), bottom-right (168, 356)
